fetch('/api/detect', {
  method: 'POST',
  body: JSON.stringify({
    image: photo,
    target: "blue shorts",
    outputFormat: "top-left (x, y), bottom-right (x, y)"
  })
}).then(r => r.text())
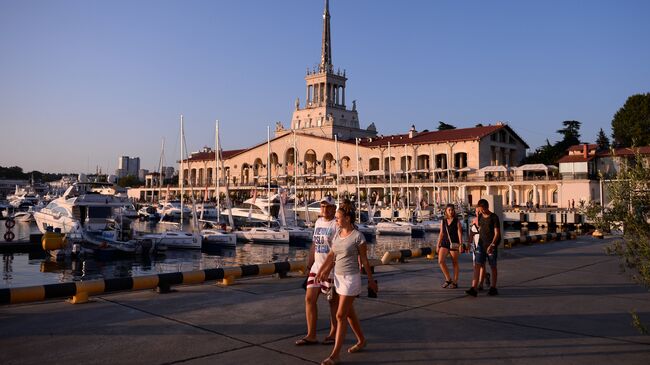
top-left (474, 244), bottom-right (497, 267)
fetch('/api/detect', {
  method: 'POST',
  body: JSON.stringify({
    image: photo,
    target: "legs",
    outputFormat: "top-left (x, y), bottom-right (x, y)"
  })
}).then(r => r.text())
top-left (437, 247), bottom-right (451, 284)
top-left (449, 250), bottom-right (460, 285)
top-left (303, 287), bottom-right (320, 341)
top-left (324, 294), bottom-right (357, 364)
top-left (346, 304), bottom-right (365, 350)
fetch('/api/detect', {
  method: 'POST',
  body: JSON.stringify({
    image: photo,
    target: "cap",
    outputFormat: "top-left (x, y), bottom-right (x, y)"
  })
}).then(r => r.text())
top-left (319, 196), bottom-right (336, 206)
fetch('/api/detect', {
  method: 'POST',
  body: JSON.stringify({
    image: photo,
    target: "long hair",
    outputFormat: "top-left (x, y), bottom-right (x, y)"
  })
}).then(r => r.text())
top-left (444, 203), bottom-right (456, 219)
top-left (337, 199), bottom-right (356, 226)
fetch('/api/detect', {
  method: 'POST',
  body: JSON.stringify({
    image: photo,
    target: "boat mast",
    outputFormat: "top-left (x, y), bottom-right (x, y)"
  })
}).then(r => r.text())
top-left (267, 126), bottom-right (271, 228)
top-left (405, 144), bottom-right (409, 221)
top-left (335, 134), bottom-right (340, 206)
top-left (215, 120), bottom-right (220, 223)
top-left (293, 130), bottom-right (298, 224)
top-left (388, 141), bottom-right (393, 221)
top-left (180, 115), bottom-right (184, 223)
top-left (159, 138), bottom-right (165, 203)
top-left (355, 137), bottom-right (361, 222)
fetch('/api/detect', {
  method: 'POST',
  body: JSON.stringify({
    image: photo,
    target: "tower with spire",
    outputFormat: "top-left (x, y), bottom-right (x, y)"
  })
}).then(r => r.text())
top-left (278, 0), bottom-right (377, 140)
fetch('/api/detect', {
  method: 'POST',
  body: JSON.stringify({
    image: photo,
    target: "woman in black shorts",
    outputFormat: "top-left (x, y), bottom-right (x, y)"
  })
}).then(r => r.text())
top-left (436, 204), bottom-right (464, 288)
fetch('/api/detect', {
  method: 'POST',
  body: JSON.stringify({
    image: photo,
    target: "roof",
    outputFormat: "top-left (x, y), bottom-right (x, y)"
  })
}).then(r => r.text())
top-left (557, 155), bottom-right (595, 163)
top-left (183, 149), bottom-right (248, 163)
top-left (358, 124), bottom-right (529, 149)
top-left (567, 143), bottom-right (597, 152)
top-left (600, 146), bottom-right (650, 157)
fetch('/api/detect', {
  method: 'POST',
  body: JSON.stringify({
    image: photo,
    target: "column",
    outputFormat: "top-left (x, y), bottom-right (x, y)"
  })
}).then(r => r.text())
top-left (342, 87), bottom-right (345, 107)
top-left (533, 184), bottom-right (538, 205)
top-left (508, 185), bottom-right (513, 207)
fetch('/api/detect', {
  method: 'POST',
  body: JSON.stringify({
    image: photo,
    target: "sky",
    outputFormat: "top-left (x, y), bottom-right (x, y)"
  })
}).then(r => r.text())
top-left (1, 0), bottom-right (649, 174)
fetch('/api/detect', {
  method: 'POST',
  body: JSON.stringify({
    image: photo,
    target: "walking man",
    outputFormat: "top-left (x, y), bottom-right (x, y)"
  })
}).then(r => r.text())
top-left (296, 196), bottom-right (338, 345)
top-left (466, 199), bottom-right (501, 297)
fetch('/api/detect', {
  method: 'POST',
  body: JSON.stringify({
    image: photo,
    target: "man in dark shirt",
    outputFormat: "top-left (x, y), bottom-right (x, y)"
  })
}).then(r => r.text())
top-left (466, 199), bottom-right (501, 297)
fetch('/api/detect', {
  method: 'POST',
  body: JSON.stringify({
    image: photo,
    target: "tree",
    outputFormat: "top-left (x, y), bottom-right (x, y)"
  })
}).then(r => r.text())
top-left (612, 93), bottom-right (650, 147)
top-left (437, 121), bottom-right (456, 130)
top-left (117, 175), bottom-right (141, 188)
top-left (556, 120), bottom-right (581, 148)
top-left (596, 128), bottom-right (610, 150)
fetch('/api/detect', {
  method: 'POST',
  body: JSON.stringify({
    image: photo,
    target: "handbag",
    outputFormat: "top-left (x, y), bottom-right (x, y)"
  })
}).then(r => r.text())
top-left (444, 220), bottom-right (461, 250)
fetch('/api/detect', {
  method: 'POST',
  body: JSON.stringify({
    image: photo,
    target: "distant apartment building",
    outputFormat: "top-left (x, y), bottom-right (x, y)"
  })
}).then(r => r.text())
top-left (116, 156), bottom-right (140, 178)
top-left (162, 166), bottom-right (175, 180)
top-left (138, 169), bottom-right (149, 181)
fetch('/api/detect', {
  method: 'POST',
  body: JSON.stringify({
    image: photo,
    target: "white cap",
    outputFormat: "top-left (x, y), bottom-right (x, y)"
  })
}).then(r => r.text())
top-left (319, 196), bottom-right (336, 206)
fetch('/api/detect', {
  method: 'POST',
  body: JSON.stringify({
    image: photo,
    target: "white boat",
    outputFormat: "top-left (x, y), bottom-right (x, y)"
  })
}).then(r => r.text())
top-left (282, 226), bottom-right (313, 243)
top-left (12, 209), bottom-right (36, 223)
top-left (421, 218), bottom-right (441, 232)
top-left (201, 229), bottom-right (237, 247)
top-left (229, 196), bottom-right (279, 225)
top-left (356, 223), bottom-right (376, 238)
top-left (194, 203), bottom-right (219, 219)
top-left (158, 201), bottom-right (191, 220)
top-left (376, 220), bottom-right (412, 236)
top-left (34, 182), bottom-right (131, 235)
top-left (138, 230), bottom-right (202, 249)
top-left (137, 205), bottom-right (160, 220)
top-left (119, 204), bottom-right (139, 219)
top-left (234, 224), bottom-right (290, 244)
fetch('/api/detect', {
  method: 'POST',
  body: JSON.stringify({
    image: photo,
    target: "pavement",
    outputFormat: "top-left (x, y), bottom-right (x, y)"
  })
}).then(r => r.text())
top-left (1, 236), bottom-right (649, 364)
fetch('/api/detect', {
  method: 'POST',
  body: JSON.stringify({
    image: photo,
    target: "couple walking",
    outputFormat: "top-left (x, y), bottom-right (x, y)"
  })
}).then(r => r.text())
top-left (436, 199), bottom-right (500, 296)
top-left (295, 196), bottom-right (378, 365)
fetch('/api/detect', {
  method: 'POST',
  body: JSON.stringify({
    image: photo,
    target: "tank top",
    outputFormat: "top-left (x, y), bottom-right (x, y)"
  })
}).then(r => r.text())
top-left (443, 217), bottom-right (460, 244)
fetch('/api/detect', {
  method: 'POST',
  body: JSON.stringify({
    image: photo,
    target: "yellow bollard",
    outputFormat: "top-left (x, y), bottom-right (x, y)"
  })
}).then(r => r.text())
top-left (69, 291), bottom-right (89, 304)
top-left (221, 276), bottom-right (235, 286)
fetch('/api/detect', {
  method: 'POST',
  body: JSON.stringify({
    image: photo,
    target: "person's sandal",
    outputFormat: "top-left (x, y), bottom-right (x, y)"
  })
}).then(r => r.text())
top-left (321, 357), bottom-right (339, 365)
top-left (321, 336), bottom-right (335, 345)
top-left (295, 337), bottom-right (318, 346)
top-left (348, 341), bottom-right (366, 353)
top-left (441, 280), bottom-right (452, 288)
top-left (450, 282), bottom-right (458, 289)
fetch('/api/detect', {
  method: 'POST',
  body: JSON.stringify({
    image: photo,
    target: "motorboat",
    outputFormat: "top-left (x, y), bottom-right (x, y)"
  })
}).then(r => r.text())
top-left (194, 203), bottom-right (219, 219)
top-left (421, 218), bottom-right (442, 232)
top-left (282, 225), bottom-right (313, 243)
top-left (228, 196), bottom-right (279, 225)
top-left (356, 223), bottom-right (376, 240)
top-left (234, 221), bottom-right (290, 244)
top-left (137, 205), bottom-right (161, 220)
top-left (118, 204), bottom-right (139, 219)
top-left (201, 228), bottom-right (237, 247)
top-left (82, 218), bottom-right (167, 255)
top-left (33, 182), bottom-right (132, 235)
top-left (137, 229), bottom-right (202, 249)
top-left (12, 207), bottom-right (38, 223)
top-left (376, 220), bottom-right (412, 236)
top-left (157, 200), bottom-right (191, 220)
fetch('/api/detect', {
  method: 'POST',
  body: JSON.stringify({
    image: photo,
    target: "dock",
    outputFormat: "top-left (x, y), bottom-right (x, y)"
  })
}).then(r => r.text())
top-left (1, 235), bottom-right (649, 364)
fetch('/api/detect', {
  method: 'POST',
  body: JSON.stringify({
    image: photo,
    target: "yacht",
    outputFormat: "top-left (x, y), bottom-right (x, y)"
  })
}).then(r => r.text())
top-left (201, 226), bottom-right (237, 247)
top-left (228, 195), bottom-right (279, 225)
top-left (34, 182), bottom-right (131, 235)
top-left (137, 205), bottom-right (160, 221)
top-left (194, 203), bottom-right (219, 219)
top-left (376, 220), bottom-right (425, 237)
top-left (233, 221), bottom-right (290, 244)
top-left (157, 201), bottom-right (191, 220)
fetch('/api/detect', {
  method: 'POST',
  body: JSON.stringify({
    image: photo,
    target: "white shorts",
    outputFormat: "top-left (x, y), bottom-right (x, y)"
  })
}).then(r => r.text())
top-left (334, 273), bottom-right (362, 297)
top-left (307, 268), bottom-right (334, 291)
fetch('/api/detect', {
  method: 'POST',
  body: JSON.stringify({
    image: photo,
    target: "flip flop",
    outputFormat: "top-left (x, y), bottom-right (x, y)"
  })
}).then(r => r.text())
top-left (347, 341), bottom-right (366, 353)
top-left (295, 337), bottom-right (319, 346)
top-left (321, 337), bottom-right (335, 345)
top-left (321, 357), bottom-right (339, 365)
top-left (442, 280), bottom-right (452, 288)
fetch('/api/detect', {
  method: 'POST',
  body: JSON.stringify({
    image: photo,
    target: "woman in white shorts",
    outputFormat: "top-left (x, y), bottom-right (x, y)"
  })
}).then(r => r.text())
top-left (317, 200), bottom-right (378, 365)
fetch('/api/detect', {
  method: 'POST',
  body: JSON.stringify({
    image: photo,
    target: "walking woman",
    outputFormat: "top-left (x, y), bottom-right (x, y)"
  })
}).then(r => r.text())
top-left (436, 204), bottom-right (463, 288)
top-left (317, 201), bottom-right (378, 365)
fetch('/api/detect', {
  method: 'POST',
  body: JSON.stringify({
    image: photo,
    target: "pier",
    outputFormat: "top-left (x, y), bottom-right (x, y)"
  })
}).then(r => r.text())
top-left (1, 235), bottom-right (649, 364)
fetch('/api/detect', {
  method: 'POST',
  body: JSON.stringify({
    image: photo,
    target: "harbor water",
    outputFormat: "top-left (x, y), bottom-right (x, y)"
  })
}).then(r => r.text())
top-left (0, 220), bottom-right (563, 288)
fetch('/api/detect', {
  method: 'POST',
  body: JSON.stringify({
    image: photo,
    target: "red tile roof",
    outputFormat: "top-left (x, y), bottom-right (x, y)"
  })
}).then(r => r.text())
top-left (567, 143), bottom-right (597, 152)
top-left (358, 124), bottom-right (529, 148)
top-left (183, 149), bottom-right (248, 162)
top-left (557, 154), bottom-right (594, 163)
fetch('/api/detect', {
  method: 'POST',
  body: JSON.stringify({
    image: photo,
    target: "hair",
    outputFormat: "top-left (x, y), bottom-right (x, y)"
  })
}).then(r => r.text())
top-left (444, 203), bottom-right (456, 219)
top-left (337, 199), bottom-right (356, 225)
top-left (477, 199), bottom-right (489, 209)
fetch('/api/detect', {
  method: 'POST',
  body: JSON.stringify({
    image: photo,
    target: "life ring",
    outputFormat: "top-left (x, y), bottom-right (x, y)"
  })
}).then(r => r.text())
top-left (5, 219), bottom-right (16, 229)
top-left (4, 231), bottom-right (15, 242)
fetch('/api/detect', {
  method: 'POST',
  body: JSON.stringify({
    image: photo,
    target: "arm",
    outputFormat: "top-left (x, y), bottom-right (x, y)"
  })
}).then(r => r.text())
top-left (358, 243), bottom-right (378, 293)
top-left (487, 216), bottom-right (501, 254)
top-left (316, 251), bottom-right (335, 282)
top-left (457, 220), bottom-right (464, 252)
top-left (436, 221), bottom-right (444, 248)
top-left (307, 242), bottom-right (316, 271)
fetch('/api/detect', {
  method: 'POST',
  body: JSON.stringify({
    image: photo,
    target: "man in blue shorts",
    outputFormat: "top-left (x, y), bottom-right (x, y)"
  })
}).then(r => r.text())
top-left (466, 199), bottom-right (500, 297)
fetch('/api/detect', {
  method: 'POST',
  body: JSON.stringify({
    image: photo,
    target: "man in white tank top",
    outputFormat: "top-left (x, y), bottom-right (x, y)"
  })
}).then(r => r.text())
top-left (295, 196), bottom-right (338, 346)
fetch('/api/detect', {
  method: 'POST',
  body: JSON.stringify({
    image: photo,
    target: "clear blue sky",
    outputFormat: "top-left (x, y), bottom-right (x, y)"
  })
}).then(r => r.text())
top-left (1, 0), bottom-right (649, 173)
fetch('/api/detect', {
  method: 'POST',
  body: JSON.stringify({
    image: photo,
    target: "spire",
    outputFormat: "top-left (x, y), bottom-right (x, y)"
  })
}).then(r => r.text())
top-left (320, 0), bottom-right (332, 71)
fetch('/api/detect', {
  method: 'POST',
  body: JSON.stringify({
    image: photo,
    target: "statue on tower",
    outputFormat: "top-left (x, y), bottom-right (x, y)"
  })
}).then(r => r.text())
top-left (352, 100), bottom-right (357, 111)
top-left (295, 97), bottom-right (300, 110)
top-left (275, 121), bottom-right (285, 132)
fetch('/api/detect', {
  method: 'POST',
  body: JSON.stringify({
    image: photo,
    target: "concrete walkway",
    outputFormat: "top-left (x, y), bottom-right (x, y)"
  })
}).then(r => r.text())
top-left (1, 236), bottom-right (649, 364)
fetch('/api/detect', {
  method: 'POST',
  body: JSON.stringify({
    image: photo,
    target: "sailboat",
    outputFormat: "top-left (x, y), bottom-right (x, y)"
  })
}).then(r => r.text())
top-left (200, 120), bottom-right (237, 247)
top-left (232, 126), bottom-right (289, 244)
top-left (376, 142), bottom-right (413, 236)
top-left (139, 115), bottom-right (202, 249)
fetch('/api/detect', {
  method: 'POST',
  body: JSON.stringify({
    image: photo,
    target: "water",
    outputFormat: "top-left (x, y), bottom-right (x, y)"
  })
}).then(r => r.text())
top-left (0, 220), bottom-right (559, 288)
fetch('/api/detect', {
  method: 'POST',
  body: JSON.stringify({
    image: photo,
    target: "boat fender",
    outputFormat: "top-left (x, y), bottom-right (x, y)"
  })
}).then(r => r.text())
top-left (42, 232), bottom-right (65, 250)
top-left (4, 231), bottom-right (15, 242)
top-left (5, 218), bottom-right (15, 229)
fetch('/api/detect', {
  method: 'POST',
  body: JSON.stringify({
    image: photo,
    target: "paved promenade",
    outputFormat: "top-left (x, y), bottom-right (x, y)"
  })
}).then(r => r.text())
top-left (1, 236), bottom-right (649, 364)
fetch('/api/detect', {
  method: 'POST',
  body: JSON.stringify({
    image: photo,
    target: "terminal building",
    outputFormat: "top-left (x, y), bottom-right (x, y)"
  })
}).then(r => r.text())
top-left (128, 1), bottom-right (646, 210)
